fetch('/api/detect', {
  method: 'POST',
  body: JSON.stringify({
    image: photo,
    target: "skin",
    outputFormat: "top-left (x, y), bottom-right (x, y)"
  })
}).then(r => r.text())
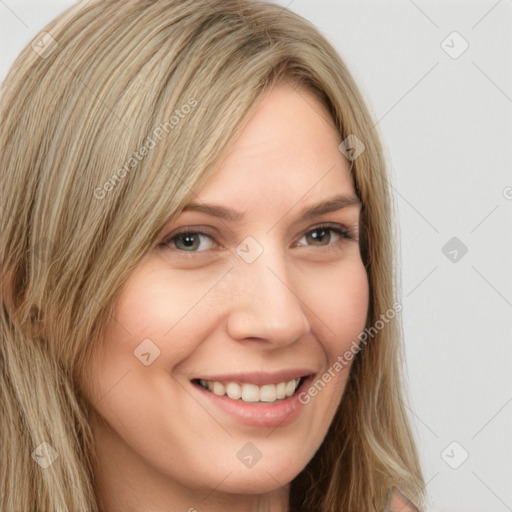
top-left (81, 82), bottom-right (370, 512)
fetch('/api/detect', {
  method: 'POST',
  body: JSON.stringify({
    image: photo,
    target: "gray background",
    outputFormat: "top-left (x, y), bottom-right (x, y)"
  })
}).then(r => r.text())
top-left (1, 1), bottom-right (511, 511)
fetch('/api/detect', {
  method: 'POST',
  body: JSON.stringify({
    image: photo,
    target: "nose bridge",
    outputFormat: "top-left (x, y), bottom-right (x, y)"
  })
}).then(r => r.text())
top-left (226, 240), bottom-right (310, 344)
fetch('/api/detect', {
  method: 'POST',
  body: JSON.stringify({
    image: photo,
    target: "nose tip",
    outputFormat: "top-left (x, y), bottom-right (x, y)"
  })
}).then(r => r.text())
top-left (226, 262), bottom-right (311, 346)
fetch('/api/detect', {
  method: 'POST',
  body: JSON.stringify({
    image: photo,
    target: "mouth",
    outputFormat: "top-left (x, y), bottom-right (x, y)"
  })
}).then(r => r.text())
top-left (189, 370), bottom-right (315, 428)
top-left (192, 376), bottom-right (306, 404)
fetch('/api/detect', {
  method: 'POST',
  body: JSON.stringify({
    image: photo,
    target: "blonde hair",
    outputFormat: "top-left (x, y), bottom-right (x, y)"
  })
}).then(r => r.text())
top-left (1, 1), bottom-right (425, 510)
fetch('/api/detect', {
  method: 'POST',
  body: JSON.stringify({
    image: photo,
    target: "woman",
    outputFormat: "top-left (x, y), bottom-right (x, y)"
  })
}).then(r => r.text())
top-left (1, 1), bottom-right (425, 510)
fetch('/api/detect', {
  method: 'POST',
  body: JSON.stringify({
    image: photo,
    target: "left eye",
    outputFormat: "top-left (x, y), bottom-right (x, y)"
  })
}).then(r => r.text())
top-left (297, 226), bottom-right (351, 247)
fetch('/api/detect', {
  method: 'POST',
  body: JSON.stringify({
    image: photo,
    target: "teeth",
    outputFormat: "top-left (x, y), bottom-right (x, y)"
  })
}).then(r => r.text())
top-left (285, 379), bottom-right (296, 397)
top-left (212, 381), bottom-right (225, 396)
top-left (225, 382), bottom-right (242, 400)
top-left (276, 382), bottom-right (286, 400)
top-left (259, 384), bottom-right (276, 402)
top-left (198, 378), bottom-right (302, 403)
top-left (241, 383), bottom-right (259, 402)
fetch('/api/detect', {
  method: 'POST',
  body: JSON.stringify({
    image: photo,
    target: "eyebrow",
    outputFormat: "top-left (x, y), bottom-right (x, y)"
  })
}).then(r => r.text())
top-left (181, 194), bottom-right (361, 222)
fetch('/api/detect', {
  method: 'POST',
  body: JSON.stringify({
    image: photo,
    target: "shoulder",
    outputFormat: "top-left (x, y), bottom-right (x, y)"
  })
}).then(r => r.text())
top-left (384, 486), bottom-right (420, 512)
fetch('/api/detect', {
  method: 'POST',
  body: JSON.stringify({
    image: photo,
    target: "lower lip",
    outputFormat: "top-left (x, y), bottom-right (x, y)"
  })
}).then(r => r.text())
top-left (192, 378), bottom-right (313, 428)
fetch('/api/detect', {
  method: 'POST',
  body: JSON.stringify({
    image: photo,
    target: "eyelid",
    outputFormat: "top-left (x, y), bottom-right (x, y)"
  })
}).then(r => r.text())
top-left (160, 221), bottom-right (358, 253)
top-left (308, 221), bottom-right (357, 237)
top-left (295, 222), bottom-right (358, 245)
top-left (160, 226), bottom-right (220, 250)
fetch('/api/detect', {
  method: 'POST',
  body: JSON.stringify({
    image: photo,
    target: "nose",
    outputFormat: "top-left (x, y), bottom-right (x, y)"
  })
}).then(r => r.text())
top-left (226, 246), bottom-right (311, 347)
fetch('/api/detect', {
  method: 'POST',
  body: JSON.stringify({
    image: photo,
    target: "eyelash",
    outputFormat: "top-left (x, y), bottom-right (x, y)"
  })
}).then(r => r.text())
top-left (159, 223), bottom-right (355, 254)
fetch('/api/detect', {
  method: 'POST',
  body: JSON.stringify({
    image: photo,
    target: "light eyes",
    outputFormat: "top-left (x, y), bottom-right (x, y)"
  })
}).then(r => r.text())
top-left (171, 232), bottom-right (215, 252)
top-left (297, 226), bottom-right (350, 248)
top-left (162, 224), bottom-right (354, 254)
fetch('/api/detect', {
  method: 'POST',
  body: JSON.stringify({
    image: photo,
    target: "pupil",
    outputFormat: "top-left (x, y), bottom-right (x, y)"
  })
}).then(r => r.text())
top-left (179, 234), bottom-right (198, 249)
top-left (308, 228), bottom-right (329, 245)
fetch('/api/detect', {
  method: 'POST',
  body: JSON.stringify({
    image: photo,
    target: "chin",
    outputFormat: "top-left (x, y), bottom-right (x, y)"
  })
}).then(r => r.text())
top-left (216, 469), bottom-right (294, 495)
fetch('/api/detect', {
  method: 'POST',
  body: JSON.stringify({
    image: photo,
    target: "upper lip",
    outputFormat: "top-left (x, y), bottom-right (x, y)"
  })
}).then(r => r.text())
top-left (192, 369), bottom-right (316, 386)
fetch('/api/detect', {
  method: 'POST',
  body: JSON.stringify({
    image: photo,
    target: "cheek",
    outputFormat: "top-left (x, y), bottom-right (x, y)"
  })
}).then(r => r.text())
top-left (119, 272), bottom-right (209, 332)
top-left (336, 265), bottom-right (369, 346)
top-left (104, 265), bottom-right (227, 357)
top-left (80, 266), bottom-right (224, 408)
top-left (304, 258), bottom-right (369, 410)
top-left (306, 257), bottom-right (369, 354)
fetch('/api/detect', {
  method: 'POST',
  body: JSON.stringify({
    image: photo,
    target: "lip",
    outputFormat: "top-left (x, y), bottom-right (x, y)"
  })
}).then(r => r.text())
top-left (191, 372), bottom-right (316, 428)
top-left (191, 369), bottom-right (315, 386)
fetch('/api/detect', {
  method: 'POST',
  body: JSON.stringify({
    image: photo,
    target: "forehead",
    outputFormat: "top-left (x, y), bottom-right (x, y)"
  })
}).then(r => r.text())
top-left (195, 83), bottom-right (354, 209)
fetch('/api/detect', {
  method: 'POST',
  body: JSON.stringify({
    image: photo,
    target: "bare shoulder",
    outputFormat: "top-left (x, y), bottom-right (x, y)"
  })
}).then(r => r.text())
top-left (384, 486), bottom-right (420, 512)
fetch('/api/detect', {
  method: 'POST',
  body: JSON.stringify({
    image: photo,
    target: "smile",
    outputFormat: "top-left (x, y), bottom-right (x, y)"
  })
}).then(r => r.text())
top-left (196, 377), bottom-right (303, 403)
top-left (190, 370), bottom-right (315, 428)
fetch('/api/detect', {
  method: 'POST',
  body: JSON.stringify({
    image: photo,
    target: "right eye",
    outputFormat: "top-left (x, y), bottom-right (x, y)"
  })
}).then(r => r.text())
top-left (162, 230), bottom-right (216, 252)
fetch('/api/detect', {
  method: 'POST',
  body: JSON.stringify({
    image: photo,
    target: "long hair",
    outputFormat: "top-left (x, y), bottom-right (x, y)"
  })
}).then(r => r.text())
top-left (1, 1), bottom-right (425, 510)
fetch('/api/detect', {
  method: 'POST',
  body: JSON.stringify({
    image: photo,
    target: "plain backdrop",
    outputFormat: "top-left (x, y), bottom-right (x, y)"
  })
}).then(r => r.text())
top-left (1, 1), bottom-right (511, 511)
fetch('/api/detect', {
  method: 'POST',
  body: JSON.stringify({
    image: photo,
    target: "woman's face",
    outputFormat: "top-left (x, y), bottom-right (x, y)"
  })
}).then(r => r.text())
top-left (82, 82), bottom-right (369, 508)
